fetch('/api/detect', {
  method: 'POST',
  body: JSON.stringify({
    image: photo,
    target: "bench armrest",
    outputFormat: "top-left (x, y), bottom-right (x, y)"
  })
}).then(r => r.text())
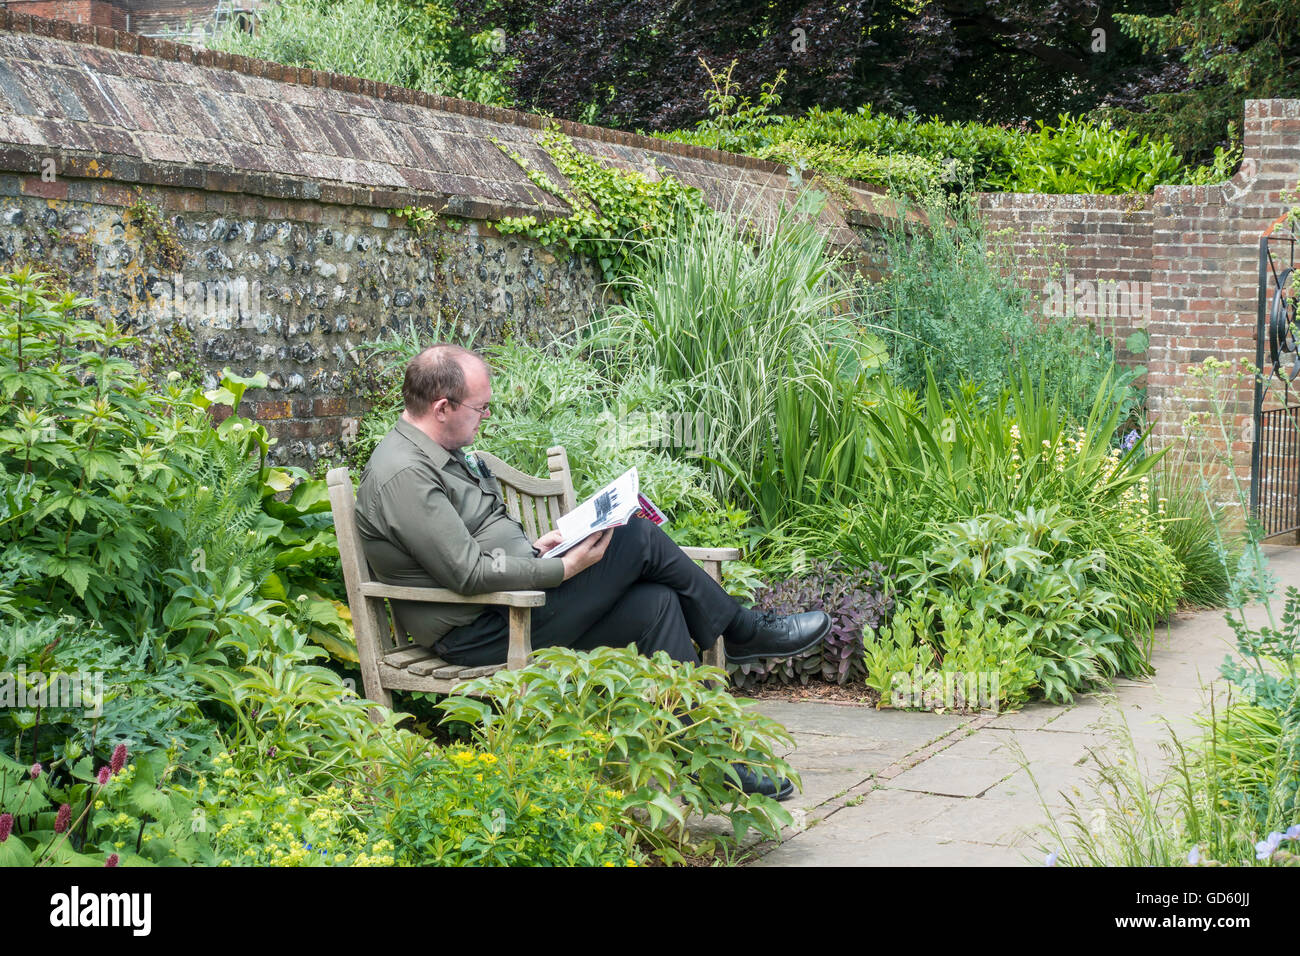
top-left (359, 582), bottom-right (546, 607)
top-left (679, 546), bottom-right (742, 562)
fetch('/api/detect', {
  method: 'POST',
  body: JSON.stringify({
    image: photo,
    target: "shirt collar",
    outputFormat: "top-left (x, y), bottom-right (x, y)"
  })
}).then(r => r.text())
top-left (395, 417), bottom-right (456, 471)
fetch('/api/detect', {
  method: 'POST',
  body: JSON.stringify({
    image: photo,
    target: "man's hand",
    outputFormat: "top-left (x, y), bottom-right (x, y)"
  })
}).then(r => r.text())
top-left (560, 528), bottom-right (613, 581)
top-left (533, 529), bottom-right (565, 555)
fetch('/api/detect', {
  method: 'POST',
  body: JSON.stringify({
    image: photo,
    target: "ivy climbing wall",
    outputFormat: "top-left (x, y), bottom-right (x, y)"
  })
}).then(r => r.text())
top-left (0, 12), bottom-right (908, 466)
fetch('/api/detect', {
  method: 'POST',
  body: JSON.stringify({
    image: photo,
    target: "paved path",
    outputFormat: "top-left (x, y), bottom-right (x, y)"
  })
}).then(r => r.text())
top-left (740, 543), bottom-right (1300, 866)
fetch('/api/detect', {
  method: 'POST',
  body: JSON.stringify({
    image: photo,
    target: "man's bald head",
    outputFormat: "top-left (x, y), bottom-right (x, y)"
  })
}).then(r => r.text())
top-left (402, 344), bottom-right (489, 417)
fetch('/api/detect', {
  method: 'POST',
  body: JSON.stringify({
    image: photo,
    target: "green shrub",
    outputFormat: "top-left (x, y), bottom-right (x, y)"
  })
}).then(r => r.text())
top-left (493, 128), bottom-right (711, 284)
top-left (587, 193), bottom-right (875, 502)
top-left (661, 95), bottom-right (1235, 196)
top-left (0, 614), bottom-right (218, 867)
top-left (864, 591), bottom-right (1036, 712)
top-left (368, 736), bottom-right (635, 866)
top-left (863, 196), bottom-right (1144, 420)
top-left (862, 595), bottom-right (938, 702)
top-left (210, 0), bottom-right (512, 105)
top-left (725, 350), bottom-right (882, 530)
top-left (0, 269), bottom-right (204, 636)
top-left (898, 507), bottom-right (1129, 703)
top-left (439, 646), bottom-right (796, 859)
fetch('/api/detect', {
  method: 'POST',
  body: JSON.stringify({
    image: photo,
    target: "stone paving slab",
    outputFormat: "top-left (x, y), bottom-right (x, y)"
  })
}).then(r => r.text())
top-left (743, 543), bottom-right (1300, 866)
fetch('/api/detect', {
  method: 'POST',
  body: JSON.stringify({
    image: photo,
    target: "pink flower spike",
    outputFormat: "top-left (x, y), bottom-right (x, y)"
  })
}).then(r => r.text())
top-left (96, 766), bottom-right (111, 786)
top-left (104, 853), bottom-right (119, 868)
top-left (29, 762), bottom-right (42, 780)
top-left (54, 804), bottom-right (72, 834)
top-left (0, 813), bottom-right (12, 842)
top-left (110, 743), bottom-right (128, 775)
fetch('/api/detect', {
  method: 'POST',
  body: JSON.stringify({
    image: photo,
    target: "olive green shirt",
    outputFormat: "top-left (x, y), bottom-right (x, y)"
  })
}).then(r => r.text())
top-left (355, 417), bottom-right (565, 647)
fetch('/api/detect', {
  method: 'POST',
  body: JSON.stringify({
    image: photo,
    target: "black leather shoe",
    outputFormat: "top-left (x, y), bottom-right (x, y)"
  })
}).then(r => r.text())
top-left (728, 762), bottom-right (795, 801)
top-left (725, 610), bottom-right (831, 664)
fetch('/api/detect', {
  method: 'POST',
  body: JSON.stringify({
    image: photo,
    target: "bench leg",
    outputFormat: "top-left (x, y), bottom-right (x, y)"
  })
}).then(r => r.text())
top-left (507, 606), bottom-right (533, 671)
top-left (700, 560), bottom-right (728, 670)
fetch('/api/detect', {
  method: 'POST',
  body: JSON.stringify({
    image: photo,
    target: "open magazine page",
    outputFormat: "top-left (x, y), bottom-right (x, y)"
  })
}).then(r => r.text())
top-left (542, 467), bottom-right (666, 558)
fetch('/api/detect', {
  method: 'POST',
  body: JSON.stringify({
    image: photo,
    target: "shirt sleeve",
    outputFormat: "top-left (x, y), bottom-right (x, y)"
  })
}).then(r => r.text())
top-left (376, 466), bottom-right (565, 593)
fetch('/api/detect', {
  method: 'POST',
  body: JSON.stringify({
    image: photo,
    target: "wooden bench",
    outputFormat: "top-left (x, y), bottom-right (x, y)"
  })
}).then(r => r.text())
top-left (327, 445), bottom-right (741, 712)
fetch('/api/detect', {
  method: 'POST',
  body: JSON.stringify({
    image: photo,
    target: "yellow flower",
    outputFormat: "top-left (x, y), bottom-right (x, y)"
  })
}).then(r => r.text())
top-left (478, 753), bottom-right (498, 766)
top-left (590, 822), bottom-right (605, 833)
top-left (602, 861), bottom-right (616, 867)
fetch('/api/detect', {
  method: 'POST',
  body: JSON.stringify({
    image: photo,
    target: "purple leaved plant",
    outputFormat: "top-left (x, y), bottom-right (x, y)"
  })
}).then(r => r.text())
top-left (732, 557), bottom-right (895, 690)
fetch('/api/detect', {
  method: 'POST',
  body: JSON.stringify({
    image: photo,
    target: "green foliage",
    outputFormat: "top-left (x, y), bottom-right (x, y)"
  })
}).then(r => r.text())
top-left (0, 268), bottom-right (202, 635)
top-left (439, 646), bottom-right (796, 859)
top-left (0, 745), bottom-right (211, 867)
top-left (210, 0), bottom-right (513, 105)
top-left (864, 591), bottom-right (1036, 712)
top-left (588, 192), bottom-right (875, 501)
top-left (1107, 0), bottom-right (1298, 164)
top-left (368, 736), bottom-right (635, 866)
top-left (163, 429), bottom-right (274, 588)
top-left (0, 613), bottom-right (219, 867)
top-left (861, 595), bottom-right (937, 701)
top-left (202, 766), bottom-right (382, 867)
top-left (493, 128), bottom-right (711, 283)
top-left (774, 366), bottom-right (1179, 698)
top-left (899, 507), bottom-right (1127, 704)
top-left (662, 96), bottom-right (1234, 197)
top-left (125, 196), bottom-right (185, 272)
top-left (864, 196), bottom-right (1145, 419)
top-left (724, 351), bottom-right (881, 530)
top-left (984, 114), bottom-right (1188, 195)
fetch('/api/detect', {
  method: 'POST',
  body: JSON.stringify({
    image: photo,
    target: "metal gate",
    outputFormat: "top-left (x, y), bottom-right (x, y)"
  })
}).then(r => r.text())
top-left (1250, 227), bottom-right (1300, 535)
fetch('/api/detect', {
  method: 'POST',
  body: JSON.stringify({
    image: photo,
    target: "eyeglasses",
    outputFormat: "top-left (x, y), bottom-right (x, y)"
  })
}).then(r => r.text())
top-left (449, 398), bottom-right (491, 417)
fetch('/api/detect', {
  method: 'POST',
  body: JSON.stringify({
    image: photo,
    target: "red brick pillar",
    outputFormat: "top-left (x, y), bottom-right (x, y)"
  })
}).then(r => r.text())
top-left (1145, 100), bottom-right (1300, 507)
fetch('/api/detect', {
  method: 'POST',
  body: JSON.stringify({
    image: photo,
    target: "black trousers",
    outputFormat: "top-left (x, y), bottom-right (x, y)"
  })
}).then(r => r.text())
top-left (434, 517), bottom-right (740, 667)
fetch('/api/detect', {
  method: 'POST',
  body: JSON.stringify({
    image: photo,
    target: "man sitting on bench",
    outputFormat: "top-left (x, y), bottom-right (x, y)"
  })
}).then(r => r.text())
top-left (355, 344), bottom-right (831, 798)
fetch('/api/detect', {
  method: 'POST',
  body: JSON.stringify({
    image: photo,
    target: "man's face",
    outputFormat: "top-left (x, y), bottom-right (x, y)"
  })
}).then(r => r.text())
top-left (446, 359), bottom-right (492, 449)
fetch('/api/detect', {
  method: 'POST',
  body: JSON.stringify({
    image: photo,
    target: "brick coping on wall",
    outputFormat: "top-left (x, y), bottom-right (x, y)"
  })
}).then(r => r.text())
top-left (0, 8), bottom-right (914, 229)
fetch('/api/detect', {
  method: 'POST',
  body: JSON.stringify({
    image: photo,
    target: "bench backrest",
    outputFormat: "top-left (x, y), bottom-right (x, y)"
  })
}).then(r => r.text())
top-left (474, 445), bottom-right (576, 538)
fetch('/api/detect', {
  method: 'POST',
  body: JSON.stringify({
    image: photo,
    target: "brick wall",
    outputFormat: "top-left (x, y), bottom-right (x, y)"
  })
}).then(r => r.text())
top-left (976, 193), bottom-right (1153, 366)
top-left (978, 102), bottom-right (1300, 511)
top-left (5, 0), bottom-right (126, 28)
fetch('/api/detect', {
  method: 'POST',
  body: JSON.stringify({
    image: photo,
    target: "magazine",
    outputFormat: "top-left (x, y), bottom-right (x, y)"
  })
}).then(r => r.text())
top-left (542, 467), bottom-right (667, 558)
